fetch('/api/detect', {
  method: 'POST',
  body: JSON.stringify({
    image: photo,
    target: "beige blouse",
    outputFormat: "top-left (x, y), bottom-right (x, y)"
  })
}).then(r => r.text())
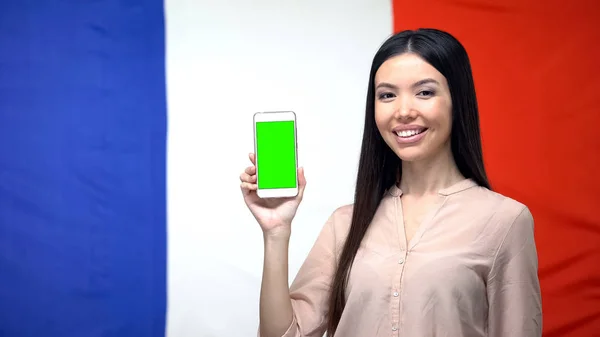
top-left (266, 178), bottom-right (542, 337)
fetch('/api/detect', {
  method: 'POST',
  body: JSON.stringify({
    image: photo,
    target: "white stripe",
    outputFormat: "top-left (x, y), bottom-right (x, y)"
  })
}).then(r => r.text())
top-left (165, 1), bottom-right (392, 335)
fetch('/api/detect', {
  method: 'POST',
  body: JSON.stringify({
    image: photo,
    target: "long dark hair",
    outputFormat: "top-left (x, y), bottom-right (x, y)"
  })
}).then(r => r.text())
top-left (326, 28), bottom-right (491, 336)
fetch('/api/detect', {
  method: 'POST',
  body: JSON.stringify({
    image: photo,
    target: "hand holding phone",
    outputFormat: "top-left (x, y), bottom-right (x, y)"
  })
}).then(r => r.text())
top-left (239, 111), bottom-right (306, 236)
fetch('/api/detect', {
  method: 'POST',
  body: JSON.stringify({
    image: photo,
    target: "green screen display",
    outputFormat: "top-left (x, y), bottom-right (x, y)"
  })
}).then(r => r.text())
top-left (255, 120), bottom-right (297, 189)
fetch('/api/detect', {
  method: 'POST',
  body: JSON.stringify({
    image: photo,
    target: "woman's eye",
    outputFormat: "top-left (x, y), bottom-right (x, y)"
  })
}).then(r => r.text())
top-left (417, 90), bottom-right (435, 97)
top-left (378, 92), bottom-right (395, 100)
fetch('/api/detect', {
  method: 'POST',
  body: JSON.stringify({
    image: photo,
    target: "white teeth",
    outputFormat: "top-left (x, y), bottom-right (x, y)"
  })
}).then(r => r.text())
top-left (395, 129), bottom-right (422, 137)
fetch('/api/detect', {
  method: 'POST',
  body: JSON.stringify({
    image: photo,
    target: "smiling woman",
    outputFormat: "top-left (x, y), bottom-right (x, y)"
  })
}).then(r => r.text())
top-left (374, 78), bottom-right (439, 144)
top-left (240, 28), bottom-right (542, 337)
top-left (374, 55), bottom-right (453, 160)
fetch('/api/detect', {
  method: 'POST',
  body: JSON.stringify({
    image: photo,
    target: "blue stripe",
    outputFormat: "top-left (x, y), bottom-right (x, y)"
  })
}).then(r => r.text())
top-left (0, 1), bottom-right (167, 336)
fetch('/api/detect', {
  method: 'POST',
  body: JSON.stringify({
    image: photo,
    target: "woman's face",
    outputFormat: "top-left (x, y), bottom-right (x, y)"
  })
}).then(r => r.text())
top-left (374, 53), bottom-right (453, 163)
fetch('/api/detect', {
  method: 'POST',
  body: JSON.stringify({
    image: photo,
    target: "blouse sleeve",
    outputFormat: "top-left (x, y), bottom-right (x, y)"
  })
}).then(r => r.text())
top-left (259, 210), bottom-right (341, 337)
top-left (487, 206), bottom-right (543, 337)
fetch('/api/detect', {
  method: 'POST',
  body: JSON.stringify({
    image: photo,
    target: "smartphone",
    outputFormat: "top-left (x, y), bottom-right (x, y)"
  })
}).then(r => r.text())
top-left (253, 111), bottom-right (298, 198)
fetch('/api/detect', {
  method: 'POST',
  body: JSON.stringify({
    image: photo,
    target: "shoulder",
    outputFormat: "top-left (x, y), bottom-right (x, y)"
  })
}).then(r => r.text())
top-left (464, 186), bottom-right (535, 243)
top-left (487, 188), bottom-right (535, 241)
top-left (480, 190), bottom-right (538, 280)
top-left (327, 203), bottom-right (354, 231)
top-left (466, 186), bottom-right (533, 224)
top-left (321, 204), bottom-right (354, 248)
top-left (330, 203), bottom-right (354, 220)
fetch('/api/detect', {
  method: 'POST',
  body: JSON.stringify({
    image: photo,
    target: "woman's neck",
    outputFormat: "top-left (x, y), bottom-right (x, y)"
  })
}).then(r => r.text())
top-left (398, 144), bottom-right (465, 196)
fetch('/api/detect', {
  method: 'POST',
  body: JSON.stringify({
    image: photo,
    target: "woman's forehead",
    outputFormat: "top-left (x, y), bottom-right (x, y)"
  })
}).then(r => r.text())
top-left (375, 54), bottom-right (446, 87)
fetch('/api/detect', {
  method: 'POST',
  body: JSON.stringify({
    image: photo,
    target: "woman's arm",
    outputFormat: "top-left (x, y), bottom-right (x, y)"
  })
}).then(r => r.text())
top-left (259, 210), bottom-right (340, 337)
top-left (487, 206), bottom-right (543, 337)
top-left (260, 233), bottom-right (295, 337)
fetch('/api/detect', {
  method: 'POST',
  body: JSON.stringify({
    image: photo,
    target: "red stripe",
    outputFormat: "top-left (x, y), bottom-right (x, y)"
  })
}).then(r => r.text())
top-left (391, 1), bottom-right (600, 336)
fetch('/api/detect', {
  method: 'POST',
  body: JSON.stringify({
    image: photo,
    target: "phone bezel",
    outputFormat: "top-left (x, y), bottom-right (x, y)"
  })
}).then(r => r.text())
top-left (253, 111), bottom-right (299, 199)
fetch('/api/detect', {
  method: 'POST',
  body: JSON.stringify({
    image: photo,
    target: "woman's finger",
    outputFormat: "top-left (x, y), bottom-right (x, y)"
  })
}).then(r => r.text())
top-left (297, 167), bottom-right (306, 200)
top-left (248, 153), bottom-right (256, 165)
top-left (244, 165), bottom-right (256, 175)
top-left (239, 172), bottom-right (256, 183)
top-left (240, 182), bottom-right (258, 191)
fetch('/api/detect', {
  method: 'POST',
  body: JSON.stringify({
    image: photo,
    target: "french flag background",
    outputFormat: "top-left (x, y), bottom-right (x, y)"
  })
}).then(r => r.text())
top-left (0, 1), bottom-right (598, 336)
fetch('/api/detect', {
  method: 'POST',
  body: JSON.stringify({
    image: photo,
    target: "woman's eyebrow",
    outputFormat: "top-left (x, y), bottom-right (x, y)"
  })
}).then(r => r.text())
top-left (412, 78), bottom-right (440, 88)
top-left (375, 78), bottom-right (440, 90)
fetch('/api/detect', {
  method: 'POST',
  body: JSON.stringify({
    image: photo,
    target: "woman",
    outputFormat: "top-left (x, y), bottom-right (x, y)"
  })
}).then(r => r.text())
top-left (240, 28), bottom-right (542, 337)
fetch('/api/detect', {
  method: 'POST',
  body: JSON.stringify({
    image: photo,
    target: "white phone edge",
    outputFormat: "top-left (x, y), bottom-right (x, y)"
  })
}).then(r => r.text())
top-left (253, 111), bottom-right (299, 199)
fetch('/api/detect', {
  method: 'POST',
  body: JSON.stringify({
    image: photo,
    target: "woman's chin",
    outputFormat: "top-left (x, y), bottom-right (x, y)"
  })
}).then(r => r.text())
top-left (394, 147), bottom-right (429, 162)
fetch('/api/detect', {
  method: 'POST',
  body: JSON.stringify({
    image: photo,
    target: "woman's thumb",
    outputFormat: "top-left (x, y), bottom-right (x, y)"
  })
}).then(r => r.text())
top-left (297, 167), bottom-right (306, 199)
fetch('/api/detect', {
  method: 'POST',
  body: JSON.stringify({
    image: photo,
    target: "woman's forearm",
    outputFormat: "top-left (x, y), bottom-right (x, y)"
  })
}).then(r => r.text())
top-left (259, 234), bottom-right (294, 337)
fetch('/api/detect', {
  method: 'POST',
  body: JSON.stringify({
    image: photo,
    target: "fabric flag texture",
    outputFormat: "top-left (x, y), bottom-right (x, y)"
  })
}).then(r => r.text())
top-left (393, 0), bottom-right (600, 335)
top-left (0, 1), bottom-right (167, 336)
top-left (0, 0), bottom-right (598, 336)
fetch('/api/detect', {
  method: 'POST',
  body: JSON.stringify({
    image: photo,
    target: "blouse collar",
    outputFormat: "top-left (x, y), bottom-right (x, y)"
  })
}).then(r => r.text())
top-left (387, 178), bottom-right (478, 197)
